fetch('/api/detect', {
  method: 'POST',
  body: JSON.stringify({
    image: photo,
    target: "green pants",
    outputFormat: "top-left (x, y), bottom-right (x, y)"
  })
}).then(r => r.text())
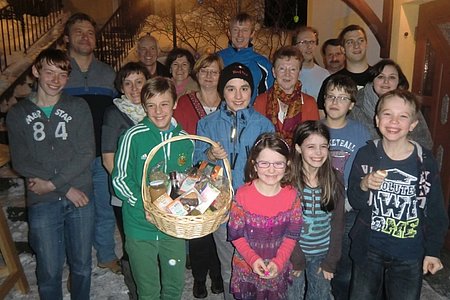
top-left (126, 237), bottom-right (186, 300)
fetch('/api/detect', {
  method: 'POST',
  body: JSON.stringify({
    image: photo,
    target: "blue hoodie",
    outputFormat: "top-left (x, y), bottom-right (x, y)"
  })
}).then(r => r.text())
top-left (195, 102), bottom-right (275, 190)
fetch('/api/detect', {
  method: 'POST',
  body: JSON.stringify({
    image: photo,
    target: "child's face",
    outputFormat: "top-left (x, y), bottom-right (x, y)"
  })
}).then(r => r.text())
top-left (254, 148), bottom-right (287, 188)
top-left (224, 78), bottom-right (252, 113)
top-left (32, 61), bottom-right (69, 98)
top-left (122, 72), bottom-right (147, 105)
top-left (143, 91), bottom-right (175, 131)
top-left (273, 57), bottom-right (301, 94)
top-left (373, 65), bottom-right (399, 96)
top-left (295, 133), bottom-right (329, 172)
top-left (375, 95), bottom-right (418, 143)
top-left (324, 87), bottom-right (354, 122)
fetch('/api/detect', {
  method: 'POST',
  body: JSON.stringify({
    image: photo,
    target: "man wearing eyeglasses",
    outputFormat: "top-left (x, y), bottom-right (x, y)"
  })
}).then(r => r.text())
top-left (294, 26), bottom-right (330, 103)
top-left (317, 24), bottom-right (373, 114)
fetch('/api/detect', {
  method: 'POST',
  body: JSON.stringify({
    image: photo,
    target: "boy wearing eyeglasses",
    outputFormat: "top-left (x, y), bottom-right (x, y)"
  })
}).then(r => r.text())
top-left (195, 62), bottom-right (274, 300)
top-left (322, 74), bottom-right (371, 300)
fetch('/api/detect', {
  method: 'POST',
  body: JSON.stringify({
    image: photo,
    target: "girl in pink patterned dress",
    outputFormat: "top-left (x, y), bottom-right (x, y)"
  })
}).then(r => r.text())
top-left (227, 133), bottom-right (303, 300)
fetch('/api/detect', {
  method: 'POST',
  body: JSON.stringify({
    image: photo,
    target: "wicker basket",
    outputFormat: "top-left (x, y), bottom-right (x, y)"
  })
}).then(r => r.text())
top-left (141, 134), bottom-right (233, 239)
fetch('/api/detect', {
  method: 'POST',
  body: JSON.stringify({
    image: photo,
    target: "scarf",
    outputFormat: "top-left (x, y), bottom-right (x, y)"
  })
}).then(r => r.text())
top-left (113, 95), bottom-right (146, 125)
top-left (266, 81), bottom-right (303, 144)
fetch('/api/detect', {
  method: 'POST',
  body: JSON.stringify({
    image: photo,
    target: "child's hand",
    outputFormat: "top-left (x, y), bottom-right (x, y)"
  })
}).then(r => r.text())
top-left (360, 169), bottom-right (387, 191)
top-left (208, 142), bottom-right (227, 161)
top-left (252, 258), bottom-right (269, 278)
top-left (28, 177), bottom-right (56, 195)
top-left (264, 261), bottom-right (279, 279)
top-left (66, 187), bottom-right (89, 207)
top-left (145, 211), bottom-right (152, 222)
top-left (423, 256), bottom-right (443, 275)
top-left (318, 267), bottom-right (334, 280)
top-left (291, 270), bottom-right (302, 277)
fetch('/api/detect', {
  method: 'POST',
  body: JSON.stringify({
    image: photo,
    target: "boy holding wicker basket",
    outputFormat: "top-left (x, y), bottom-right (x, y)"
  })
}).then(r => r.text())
top-left (112, 77), bottom-right (194, 299)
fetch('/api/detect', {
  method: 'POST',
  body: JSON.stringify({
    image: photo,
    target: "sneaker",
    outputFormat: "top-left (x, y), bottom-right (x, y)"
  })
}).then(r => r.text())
top-left (98, 259), bottom-right (122, 274)
top-left (193, 280), bottom-right (207, 298)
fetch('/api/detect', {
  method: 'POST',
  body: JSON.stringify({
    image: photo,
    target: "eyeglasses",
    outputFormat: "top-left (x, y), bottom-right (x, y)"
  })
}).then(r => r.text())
top-left (198, 69), bottom-right (220, 77)
top-left (324, 95), bottom-right (351, 103)
top-left (255, 161), bottom-right (286, 169)
top-left (296, 40), bottom-right (316, 46)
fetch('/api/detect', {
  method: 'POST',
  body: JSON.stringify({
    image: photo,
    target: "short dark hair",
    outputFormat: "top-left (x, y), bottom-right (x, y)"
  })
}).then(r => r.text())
top-left (165, 48), bottom-right (195, 74)
top-left (64, 12), bottom-right (97, 37)
top-left (34, 48), bottom-right (71, 73)
top-left (272, 46), bottom-right (303, 66)
top-left (293, 26), bottom-right (319, 46)
top-left (141, 76), bottom-right (177, 106)
top-left (321, 38), bottom-right (342, 56)
top-left (376, 89), bottom-right (421, 120)
top-left (338, 24), bottom-right (367, 46)
top-left (115, 62), bottom-right (151, 92)
top-left (245, 133), bottom-right (291, 186)
top-left (370, 59), bottom-right (409, 90)
top-left (324, 75), bottom-right (357, 103)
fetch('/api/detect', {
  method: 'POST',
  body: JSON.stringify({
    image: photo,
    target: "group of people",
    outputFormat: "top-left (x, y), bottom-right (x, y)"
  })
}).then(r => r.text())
top-left (3, 9), bottom-right (448, 300)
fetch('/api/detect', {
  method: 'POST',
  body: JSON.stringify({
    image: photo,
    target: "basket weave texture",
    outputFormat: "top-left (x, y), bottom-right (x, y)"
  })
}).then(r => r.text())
top-left (141, 134), bottom-right (233, 239)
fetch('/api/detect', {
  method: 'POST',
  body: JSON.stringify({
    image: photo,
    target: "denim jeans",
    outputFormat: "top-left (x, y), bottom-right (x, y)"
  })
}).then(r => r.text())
top-left (332, 210), bottom-right (357, 300)
top-left (349, 249), bottom-right (423, 300)
top-left (213, 223), bottom-right (235, 300)
top-left (92, 157), bottom-right (117, 263)
top-left (28, 198), bottom-right (94, 300)
top-left (288, 254), bottom-right (332, 300)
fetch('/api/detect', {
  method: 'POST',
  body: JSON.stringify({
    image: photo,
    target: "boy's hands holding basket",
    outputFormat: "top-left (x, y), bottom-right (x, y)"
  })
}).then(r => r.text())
top-left (207, 143), bottom-right (227, 161)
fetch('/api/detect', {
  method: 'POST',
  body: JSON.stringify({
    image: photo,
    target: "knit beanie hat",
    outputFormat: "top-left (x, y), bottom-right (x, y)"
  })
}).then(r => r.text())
top-left (217, 63), bottom-right (254, 100)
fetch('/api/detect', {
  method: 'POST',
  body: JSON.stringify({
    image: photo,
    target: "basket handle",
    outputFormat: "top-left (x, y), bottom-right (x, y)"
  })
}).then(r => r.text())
top-left (141, 134), bottom-right (234, 202)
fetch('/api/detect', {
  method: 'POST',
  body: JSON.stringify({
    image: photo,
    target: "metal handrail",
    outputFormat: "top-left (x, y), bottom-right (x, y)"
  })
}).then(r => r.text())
top-left (0, 0), bottom-right (63, 72)
top-left (95, 0), bottom-right (152, 71)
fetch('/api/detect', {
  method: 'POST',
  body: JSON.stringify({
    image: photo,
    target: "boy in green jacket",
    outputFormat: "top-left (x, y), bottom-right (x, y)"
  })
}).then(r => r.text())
top-left (112, 77), bottom-right (194, 299)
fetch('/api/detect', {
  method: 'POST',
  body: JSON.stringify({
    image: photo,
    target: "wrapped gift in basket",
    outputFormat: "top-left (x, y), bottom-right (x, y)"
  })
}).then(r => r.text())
top-left (141, 135), bottom-right (233, 239)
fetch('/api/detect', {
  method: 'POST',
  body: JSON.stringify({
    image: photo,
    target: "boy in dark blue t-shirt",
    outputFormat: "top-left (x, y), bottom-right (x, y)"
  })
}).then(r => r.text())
top-left (347, 90), bottom-right (448, 300)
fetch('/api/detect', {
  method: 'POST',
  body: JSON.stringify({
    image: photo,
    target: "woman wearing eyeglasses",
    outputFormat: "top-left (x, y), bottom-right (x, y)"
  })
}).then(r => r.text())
top-left (174, 54), bottom-right (223, 135)
top-left (349, 59), bottom-right (433, 148)
top-left (173, 53), bottom-right (225, 299)
top-left (166, 47), bottom-right (199, 99)
top-left (254, 46), bottom-right (319, 145)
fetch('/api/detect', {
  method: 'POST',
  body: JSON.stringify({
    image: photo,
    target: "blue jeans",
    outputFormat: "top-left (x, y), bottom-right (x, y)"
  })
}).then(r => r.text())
top-left (349, 249), bottom-right (423, 300)
top-left (332, 210), bottom-right (357, 300)
top-left (28, 198), bottom-right (94, 300)
top-left (288, 254), bottom-right (332, 300)
top-left (92, 157), bottom-right (117, 263)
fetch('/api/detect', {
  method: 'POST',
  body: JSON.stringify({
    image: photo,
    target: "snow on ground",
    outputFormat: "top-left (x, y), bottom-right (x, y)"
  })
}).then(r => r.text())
top-left (0, 180), bottom-right (222, 299)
